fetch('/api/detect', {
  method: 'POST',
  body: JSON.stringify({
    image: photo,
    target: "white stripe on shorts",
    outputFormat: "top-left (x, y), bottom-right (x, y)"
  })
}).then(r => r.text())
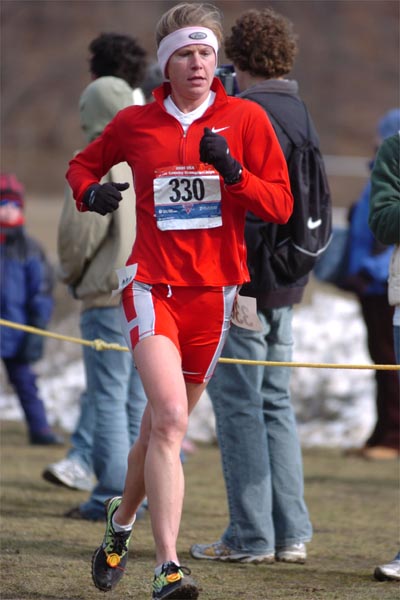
top-left (201, 284), bottom-right (237, 381)
top-left (119, 281), bottom-right (156, 352)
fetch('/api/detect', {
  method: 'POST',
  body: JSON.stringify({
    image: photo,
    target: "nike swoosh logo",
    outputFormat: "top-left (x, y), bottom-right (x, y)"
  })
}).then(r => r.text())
top-left (211, 126), bottom-right (230, 133)
top-left (307, 217), bottom-right (322, 229)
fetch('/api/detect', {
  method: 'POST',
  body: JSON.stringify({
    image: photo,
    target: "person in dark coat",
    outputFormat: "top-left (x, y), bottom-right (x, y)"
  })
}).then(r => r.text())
top-left (343, 109), bottom-right (400, 460)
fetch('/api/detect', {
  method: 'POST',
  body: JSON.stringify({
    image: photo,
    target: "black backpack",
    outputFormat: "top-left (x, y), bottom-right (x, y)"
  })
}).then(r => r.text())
top-left (269, 104), bottom-right (332, 280)
top-left (244, 92), bottom-right (333, 282)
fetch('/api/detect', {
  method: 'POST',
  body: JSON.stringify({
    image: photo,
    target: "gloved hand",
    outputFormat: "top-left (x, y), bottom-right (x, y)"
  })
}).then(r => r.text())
top-left (200, 127), bottom-right (242, 184)
top-left (83, 182), bottom-right (130, 215)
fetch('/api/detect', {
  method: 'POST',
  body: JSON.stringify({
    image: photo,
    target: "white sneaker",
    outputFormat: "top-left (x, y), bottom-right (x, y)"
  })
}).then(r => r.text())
top-left (190, 540), bottom-right (275, 564)
top-left (42, 458), bottom-right (94, 491)
top-left (276, 543), bottom-right (307, 563)
top-left (374, 552), bottom-right (400, 581)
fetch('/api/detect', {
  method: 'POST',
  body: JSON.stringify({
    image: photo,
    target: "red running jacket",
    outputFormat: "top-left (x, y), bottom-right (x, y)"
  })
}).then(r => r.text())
top-left (66, 78), bottom-right (293, 287)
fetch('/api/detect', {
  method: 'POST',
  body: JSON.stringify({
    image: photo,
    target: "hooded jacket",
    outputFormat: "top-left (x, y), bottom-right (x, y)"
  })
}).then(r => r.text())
top-left (344, 179), bottom-right (393, 296)
top-left (58, 76), bottom-right (137, 310)
top-left (344, 112), bottom-right (400, 299)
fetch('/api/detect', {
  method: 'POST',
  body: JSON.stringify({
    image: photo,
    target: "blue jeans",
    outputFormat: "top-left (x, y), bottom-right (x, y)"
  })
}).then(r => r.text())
top-left (207, 307), bottom-right (312, 554)
top-left (67, 389), bottom-right (93, 471)
top-left (72, 307), bottom-right (147, 519)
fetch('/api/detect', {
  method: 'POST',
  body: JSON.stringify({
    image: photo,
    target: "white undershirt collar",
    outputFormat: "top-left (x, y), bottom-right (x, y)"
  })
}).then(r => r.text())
top-left (164, 91), bottom-right (216, 132)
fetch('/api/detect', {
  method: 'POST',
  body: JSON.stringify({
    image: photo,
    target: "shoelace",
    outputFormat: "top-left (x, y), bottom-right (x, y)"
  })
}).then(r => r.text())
top-left (162, 562), bottom-right (191, 577)
top-left (105, 530), bottom-right (131, 568)
top-left (110, 530), bottom-right (130, 555)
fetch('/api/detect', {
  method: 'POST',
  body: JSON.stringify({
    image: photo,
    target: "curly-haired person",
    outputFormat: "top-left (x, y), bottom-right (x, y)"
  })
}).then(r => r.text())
top-left (89, 32), bottom-right (147, 104)
top-left (191, 6), bottom-right (325, 565)
top-left (225, 8), bottom-right (297, 80)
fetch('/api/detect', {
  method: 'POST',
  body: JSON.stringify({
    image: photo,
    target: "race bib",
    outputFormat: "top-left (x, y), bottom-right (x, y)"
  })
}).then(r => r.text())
top-left (153, 164), bottom-right (222, 231)
top-left (231, 295), bottom-right (263, 331)
top-left (111, 264), bottom-right (138, 298)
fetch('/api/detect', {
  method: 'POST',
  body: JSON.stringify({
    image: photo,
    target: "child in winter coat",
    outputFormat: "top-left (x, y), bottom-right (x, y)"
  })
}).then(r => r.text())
top-left (0, 173), bottom-right (63, 445)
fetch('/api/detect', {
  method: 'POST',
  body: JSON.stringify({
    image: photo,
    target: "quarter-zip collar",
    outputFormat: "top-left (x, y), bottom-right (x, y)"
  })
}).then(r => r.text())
top-left (153, 77), bottom-right (229, 113)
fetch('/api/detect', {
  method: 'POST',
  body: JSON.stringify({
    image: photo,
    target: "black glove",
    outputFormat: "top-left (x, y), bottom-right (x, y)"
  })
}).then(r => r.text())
top-left (200, 127), bottom-right (242, 184)
top-left (83, 182), bottom-right (130, 215)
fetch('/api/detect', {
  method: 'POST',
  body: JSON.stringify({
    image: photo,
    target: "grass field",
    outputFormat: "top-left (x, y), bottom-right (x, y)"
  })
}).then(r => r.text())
top-left (1, 420), bottom-right (399, 600)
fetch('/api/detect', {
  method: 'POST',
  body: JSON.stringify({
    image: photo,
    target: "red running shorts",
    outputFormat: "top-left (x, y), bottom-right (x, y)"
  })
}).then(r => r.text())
top-left (120, 281), bottom-right (237, 383)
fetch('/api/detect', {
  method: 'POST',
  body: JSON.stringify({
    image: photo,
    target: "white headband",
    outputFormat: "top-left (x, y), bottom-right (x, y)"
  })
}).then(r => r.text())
top-left (157, 26), bottom-right (219, 79)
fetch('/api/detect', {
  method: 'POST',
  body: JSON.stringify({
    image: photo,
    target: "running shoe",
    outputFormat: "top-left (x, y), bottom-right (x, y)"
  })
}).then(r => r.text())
top-left (30, 430), bottom-right (64, 445)
top-left (152, 561), bottom-right (199, 599)
top-left (42, 458), bottom-right (94, 491)
top-left (190, 540), bottom-right (274, 563)
top-left (64, 504), bottom-right (104, 522)
top-left (276, 542), bottom-right (307, 563)
top-left (91, 497), bottom-right (132, 591)
top-left (374, 551), bottom-right (400, 581)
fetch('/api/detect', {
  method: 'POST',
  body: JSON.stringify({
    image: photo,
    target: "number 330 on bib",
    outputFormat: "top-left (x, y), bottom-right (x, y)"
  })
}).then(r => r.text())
top-left (153, 164), bottom-right (222, 231)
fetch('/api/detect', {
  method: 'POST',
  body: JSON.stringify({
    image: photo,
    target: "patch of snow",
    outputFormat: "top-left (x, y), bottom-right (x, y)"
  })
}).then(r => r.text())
top-left (0, 291), bottom-right (377, 448)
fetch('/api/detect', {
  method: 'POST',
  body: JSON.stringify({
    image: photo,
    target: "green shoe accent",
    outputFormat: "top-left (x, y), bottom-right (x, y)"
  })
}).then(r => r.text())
top-left (152, 561), bottom-right (199, 599)
top-left (91, 496), bottom-right (133, 592)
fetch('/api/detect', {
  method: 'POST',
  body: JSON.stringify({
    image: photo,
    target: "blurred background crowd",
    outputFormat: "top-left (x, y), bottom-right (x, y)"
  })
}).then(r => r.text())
top-left (0, 0), bottom-right (399, 451)
top-left (1, 0), bottom-right (398, 200)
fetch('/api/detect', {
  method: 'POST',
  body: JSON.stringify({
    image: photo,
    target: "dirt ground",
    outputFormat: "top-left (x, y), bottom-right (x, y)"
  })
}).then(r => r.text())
top-left (1, 420), bottom-right (399, 600)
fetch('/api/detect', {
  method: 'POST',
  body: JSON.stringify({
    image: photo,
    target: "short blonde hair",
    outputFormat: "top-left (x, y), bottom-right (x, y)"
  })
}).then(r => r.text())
top-left (155, 2), bottom-right (223, 47)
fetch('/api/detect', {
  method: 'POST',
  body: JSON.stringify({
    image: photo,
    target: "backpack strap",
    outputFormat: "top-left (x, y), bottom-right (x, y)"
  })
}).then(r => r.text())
top-left (266, 101), bottom-right (310, 148)
top-left (243, 91), bottom-right (310, 148)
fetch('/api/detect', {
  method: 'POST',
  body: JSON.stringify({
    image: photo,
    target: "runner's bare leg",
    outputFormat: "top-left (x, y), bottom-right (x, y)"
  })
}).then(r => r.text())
top-left (113, 334), bottom-right (206, 566)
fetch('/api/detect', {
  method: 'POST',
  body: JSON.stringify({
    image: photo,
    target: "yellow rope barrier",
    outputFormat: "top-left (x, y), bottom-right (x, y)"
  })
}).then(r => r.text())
top-left (1, 318), bottom-right (399, 371)
top-left (218, 357), bottom-right (399, 370)
top-left (0, 319), bottom-right (129, 352)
